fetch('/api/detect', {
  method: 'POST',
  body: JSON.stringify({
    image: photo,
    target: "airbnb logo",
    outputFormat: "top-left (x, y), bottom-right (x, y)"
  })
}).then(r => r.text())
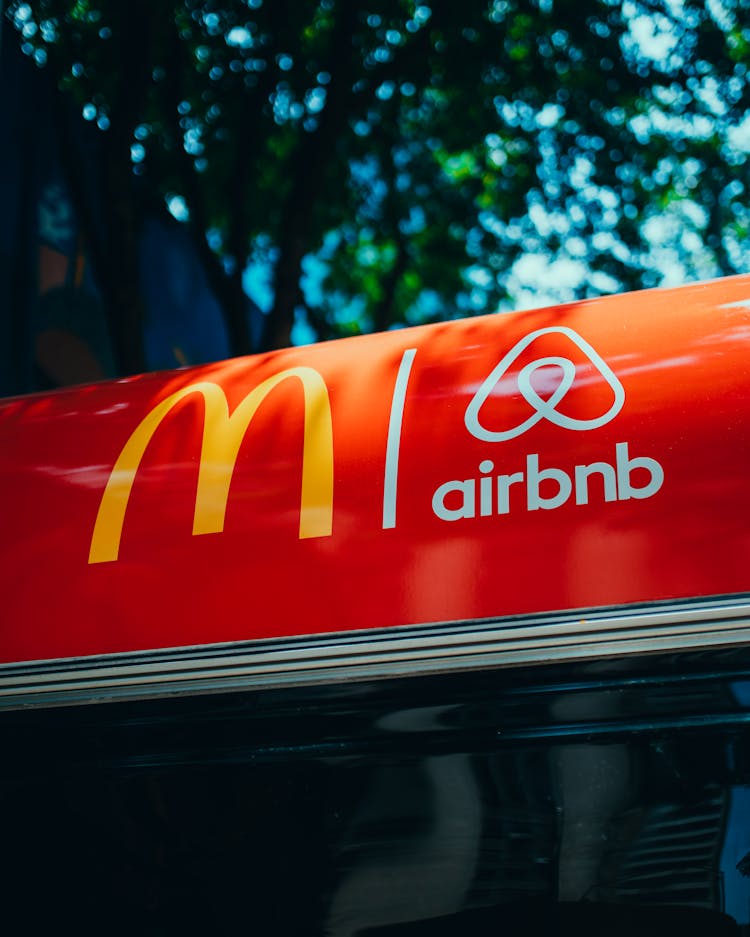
top-left (464, 326), bottom-right (625, 442)
top-left (428, 326), bottom-right (665, 524)
top-left (431, 443), bottom-right (665, 522)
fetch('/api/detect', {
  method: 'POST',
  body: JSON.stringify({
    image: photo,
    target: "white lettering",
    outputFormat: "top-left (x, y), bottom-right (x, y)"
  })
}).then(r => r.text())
top-left (616, 442), bottom-right (664, 500)
top-left (431, 442), bottom-right (664, 523)
top-left (432, 479), bottom-right (476, 521)
top-left (526, 454), bottom-right (572, 511)
top-left (497, 471), bottom-right (525, 514)
top-left (479, 460), bottom-right (494, 516)
top-left (575, 460), bottom-right (618, 505)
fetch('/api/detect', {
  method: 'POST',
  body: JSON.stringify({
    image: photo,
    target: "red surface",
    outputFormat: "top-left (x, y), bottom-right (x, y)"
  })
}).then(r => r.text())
top-left (3, 275), bottom-right (750, 664)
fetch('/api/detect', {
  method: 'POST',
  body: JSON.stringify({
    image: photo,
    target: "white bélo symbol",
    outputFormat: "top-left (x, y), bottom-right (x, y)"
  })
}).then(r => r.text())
top-left (464, 326), bottom-right (625, 442)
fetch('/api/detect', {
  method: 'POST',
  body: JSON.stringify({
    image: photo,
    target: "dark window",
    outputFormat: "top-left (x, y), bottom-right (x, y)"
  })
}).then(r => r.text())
top-left (2, 649), bottom-right (749, 935)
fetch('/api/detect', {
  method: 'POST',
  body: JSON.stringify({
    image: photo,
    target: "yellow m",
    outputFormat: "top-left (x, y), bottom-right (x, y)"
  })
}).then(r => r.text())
top-left (89, 367), bottom-right (334, 564)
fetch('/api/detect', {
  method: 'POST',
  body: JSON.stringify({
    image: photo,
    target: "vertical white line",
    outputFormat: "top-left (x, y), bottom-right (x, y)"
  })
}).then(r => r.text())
top-left (383, 348), bottom-right (417, 529)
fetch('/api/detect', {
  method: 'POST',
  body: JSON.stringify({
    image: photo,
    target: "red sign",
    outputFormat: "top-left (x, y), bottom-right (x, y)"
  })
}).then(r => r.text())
top-left (3, 276), bottom-right (750, 664)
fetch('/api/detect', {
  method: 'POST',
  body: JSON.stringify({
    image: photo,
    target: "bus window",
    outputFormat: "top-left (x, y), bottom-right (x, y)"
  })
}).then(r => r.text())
top-left (1, 648), bottom-right (748, 936)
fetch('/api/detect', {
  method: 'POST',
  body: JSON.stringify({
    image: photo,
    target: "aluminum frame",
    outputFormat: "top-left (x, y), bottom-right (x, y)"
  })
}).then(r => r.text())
top-left (2, 595), bottom-right (750, 710)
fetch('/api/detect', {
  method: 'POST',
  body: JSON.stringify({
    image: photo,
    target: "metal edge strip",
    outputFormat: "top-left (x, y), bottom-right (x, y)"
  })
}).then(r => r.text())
top-left (2, 597), bottom-right (750, 710)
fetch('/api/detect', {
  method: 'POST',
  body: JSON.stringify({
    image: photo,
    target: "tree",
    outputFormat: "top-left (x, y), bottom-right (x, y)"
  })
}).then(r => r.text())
top-left (7, 0), bottom-right (750, 375)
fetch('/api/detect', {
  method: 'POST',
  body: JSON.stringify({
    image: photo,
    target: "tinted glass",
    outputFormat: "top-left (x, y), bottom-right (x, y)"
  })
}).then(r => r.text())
top-left (2, 650), bottom-right (749, 936)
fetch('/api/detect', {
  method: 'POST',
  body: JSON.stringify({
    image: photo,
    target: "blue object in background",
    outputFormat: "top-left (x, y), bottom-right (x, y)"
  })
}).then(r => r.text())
top-left (0, 27), bottom-right (265, 395)
top-left (139, 216), bottom-right (230, 371)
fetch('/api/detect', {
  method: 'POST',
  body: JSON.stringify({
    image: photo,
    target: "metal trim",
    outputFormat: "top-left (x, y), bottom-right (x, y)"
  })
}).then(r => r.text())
top-left (2, 597), bottom-right (750, 710)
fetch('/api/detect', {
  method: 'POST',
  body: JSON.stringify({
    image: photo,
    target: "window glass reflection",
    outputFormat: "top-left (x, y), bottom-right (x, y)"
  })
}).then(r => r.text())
top-left (2, 656), bottom-right (750, 936)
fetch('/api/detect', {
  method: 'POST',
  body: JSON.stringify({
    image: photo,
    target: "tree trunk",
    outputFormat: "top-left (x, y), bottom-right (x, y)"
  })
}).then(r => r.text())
top-left (96, 2), bottom-right (153, 376)
top-left (265, 0), bottom-right (358, 351)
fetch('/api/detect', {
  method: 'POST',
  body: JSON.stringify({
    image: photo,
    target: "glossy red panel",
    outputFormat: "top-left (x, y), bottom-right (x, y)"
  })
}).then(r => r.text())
top-left (3, 276), bottom-right (750, 663)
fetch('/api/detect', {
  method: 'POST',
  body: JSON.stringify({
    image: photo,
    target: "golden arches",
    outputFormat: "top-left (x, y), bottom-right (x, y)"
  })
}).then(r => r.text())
top-left (89, 368), bottom-right (334, 564)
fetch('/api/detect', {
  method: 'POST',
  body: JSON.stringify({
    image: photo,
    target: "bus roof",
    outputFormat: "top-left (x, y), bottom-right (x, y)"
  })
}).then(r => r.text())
top-left (2, 275), bottom-right (750, 705)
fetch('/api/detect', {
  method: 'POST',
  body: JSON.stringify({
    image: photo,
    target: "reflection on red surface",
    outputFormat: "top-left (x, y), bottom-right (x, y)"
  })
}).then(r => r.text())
top-left (3, 275), bottom-right (750, 664)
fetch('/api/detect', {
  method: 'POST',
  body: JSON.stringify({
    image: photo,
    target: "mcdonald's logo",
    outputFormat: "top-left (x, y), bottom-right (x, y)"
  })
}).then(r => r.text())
top-left (89, 367), bottom-right (334, 564)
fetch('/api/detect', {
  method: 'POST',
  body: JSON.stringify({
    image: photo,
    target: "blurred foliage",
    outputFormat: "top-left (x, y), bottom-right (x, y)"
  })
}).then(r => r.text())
top-left (8, 0), bottom-right (750, 361)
